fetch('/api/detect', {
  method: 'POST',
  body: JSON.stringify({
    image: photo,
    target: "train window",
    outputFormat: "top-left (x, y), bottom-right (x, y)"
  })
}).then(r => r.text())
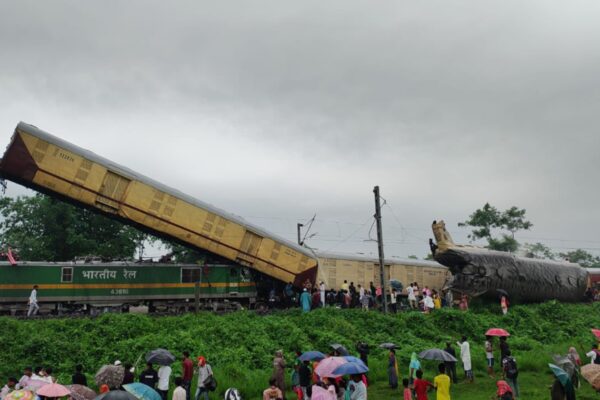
top-left (61, 267), bottom-right (73, 283)
top-left (181, 268), bottom-right (201, 283)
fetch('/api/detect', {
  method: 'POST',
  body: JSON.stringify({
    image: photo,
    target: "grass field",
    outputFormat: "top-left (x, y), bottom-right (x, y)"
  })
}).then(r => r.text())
top-left (1, 301), bottom-right (600, 399)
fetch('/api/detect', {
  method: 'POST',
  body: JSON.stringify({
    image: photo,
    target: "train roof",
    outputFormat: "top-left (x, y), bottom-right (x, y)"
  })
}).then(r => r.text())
top-left (12, 122), bottom-right (315, 260)
top-left (314, 251), bottom-right (446, 268)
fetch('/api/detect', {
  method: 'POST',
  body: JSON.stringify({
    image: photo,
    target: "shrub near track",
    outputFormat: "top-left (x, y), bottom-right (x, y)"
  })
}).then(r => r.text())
top-left (1, 301), bottom-right (600, 399)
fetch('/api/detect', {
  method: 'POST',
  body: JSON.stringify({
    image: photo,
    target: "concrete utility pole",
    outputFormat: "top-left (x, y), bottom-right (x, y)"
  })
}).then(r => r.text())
top-left (373, 186), bottom-right (388, 313)
top-left (297, 223), bottom-right (304, 246)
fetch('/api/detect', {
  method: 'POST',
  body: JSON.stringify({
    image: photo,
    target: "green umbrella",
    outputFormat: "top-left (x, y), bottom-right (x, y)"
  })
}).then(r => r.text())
top-left (549, 363), bottom-right (571, 387)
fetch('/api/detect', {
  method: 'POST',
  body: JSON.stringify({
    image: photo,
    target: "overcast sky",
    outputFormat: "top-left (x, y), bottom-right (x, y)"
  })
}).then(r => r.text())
top-left (1, 1), bottom-right (599, 259)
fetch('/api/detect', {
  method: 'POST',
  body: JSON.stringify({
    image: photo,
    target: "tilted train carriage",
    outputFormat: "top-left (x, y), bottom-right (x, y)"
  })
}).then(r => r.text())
top-left (0, 261), bottom-right (257, 315)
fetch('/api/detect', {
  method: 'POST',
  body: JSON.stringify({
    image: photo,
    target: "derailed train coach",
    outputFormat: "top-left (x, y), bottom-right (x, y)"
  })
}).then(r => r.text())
top-left (431, 220), bottom-right (589, 302)
top-left (0, 122), bottom-right (318, 288)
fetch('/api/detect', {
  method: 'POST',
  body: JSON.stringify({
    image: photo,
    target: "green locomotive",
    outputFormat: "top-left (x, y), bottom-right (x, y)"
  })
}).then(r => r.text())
top-left (0, 261), bottom-right (257, 315)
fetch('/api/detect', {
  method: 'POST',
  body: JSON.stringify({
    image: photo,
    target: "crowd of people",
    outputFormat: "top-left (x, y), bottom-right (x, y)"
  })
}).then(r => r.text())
top-left (282, 280), bottom-right (478, 314)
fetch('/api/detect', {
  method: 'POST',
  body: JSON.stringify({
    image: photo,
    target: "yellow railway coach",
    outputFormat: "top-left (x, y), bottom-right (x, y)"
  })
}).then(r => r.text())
top-left (0, 123), bottom-right (318, 286)
top-left (315, 252), bottom-right (449, 293)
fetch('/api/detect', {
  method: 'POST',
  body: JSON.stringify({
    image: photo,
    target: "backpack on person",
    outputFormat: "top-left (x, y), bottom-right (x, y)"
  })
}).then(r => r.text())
top-left (505, 357), bottom-right (518, 379)
top-left (594, 350), bottom-right (600, 365)
top-left (204, 374), bottom-right (217, 391)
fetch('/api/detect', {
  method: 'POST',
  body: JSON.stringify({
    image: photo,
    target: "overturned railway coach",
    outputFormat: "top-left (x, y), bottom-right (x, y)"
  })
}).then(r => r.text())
top-left (0, 122), bottom-right (318, 287)
top-left (0, 262), bottom-right (257, 315)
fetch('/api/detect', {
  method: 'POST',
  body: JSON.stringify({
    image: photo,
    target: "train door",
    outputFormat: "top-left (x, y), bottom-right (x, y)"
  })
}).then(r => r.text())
top-left (236, 231), bottom-right (263, 267)
top-left (96, 171), bottom-right (130, 213)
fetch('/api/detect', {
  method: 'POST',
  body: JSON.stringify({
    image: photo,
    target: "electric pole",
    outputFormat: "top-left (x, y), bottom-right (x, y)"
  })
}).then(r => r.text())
top-left (297, 223), bottom-right (304, 246)
top-left (373, 185), bottom-right (388, 313)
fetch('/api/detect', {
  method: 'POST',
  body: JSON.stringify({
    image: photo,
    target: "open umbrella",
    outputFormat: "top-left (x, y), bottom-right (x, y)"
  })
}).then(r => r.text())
top-left (67, 385), bottom-right (97, 400)
top-left (95, 365), bottom-right (125, 389)
top-left (379, 343), bottom-right (397, 350)
top-left (5, 390), bottom-right (34, 400)
top-left (315, 357), bottom-right (347, 378)
top-left (418, 349), bottom-right (457, 362)
top-left (549, 364), bottom-right (571, 388)
top-left (485, 328), bottom-right (510, 337)
top-left (552, 355), bottom-right (576, 378)
top-left (496, 289), bottom-right (509, 297)
top-left (330, 344), bottom-right (350, 356)
top-left (145, 349), bottom-right (176, 366)
top-left (342, 356), bottom-right (367, 367)
top-left (24, 379), bottom-right (48, 393)
top-left (332, 362), bottom-right (369, 376)
top-left (299, 351), bottom-right (326, 362)
top-left (581, 364), bottom-right (600, 390)
top-left (122, 384), bottom-right (161, 400)
top-left (37, 383), bottom-right (71, 398)
top-left (592, 329), bottom-right (600, 340)
top-left (95, 390), bottom-right (139, 400)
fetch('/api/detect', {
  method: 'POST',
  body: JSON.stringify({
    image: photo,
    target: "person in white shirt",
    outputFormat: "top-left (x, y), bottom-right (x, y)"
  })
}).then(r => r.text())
top-left (348, 374), bottom-right (367, 400)
top-left (390, 289), bottom-right (398, 313)
top-left (0, 377), bottom-right (17, 399)
top-left (407, 284), bottom-right (416, 309)
top-left (457, 336), bottom-right (473, 382)
top-left (42, 367), bottom-right (54, 383)
top-left (195, 357), bottom-right (213, 400)
top-left (27, 285), bottom-right (39, 317)
top-left (17, 367), bottom-right (32, 389)
top-left (485, 336), bottom-right (495, 377)
top-left (172, 377), bottom-right (186, 400)
top-left (586, 344), bottom-right (600, 364)
top-left (421, 294), bottom-right (434, 313)
top-left (157, 365), bottom-right (172, 400)
top-left (359, 285), bottom-right (365, 301)
top-left (319, 282), bottom-right (326, 307)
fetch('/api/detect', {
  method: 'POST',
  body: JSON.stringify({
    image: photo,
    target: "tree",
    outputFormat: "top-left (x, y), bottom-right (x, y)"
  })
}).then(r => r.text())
top-left (458, 203), bottom-right (533, 252)
top-left (523, 242), bottom-right (555, 260)
top-left (0, 194), bottom-right (156, 261)
top-left (558, 249), bottom-right (600, 268)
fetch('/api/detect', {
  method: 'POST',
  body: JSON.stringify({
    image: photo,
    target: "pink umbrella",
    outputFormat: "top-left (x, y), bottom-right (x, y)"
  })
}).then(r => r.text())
top-left (591, 329), bottom-right (600, 340)
top-left (486, 328), bottom-right (510, 337)
top-left (37, 383), bottom-right (71, 398)
top-left (315, 357), bottom-right (348, 378)
top-left (25, 379), bottom-right (48, 393)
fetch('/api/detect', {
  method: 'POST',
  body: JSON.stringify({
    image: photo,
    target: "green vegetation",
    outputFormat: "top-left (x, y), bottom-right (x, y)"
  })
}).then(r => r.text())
top-left (2, 302), bottom-right (600, 399)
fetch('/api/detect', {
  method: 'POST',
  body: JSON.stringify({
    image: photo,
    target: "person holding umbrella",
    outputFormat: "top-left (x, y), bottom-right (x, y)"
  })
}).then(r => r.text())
top-left (444, 343), bottom-right (458, 384)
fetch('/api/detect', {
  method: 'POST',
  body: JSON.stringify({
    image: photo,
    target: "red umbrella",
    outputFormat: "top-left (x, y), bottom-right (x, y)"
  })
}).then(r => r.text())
top-left (591, 329), bottom-right (600, 340)
top-left (37, 383), bottom-right (71, 398)
top-left (486, 328), bottom-right (510, 337)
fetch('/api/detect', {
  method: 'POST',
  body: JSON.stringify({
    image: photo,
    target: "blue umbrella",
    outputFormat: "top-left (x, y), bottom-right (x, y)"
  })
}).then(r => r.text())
top-left (122, 384), bottom-right (161, 400)
top-left (342, 356), bottom-right (367, 367)
top-left (332, 362), bottom-right (369, 376)
top-left (548, 364), bottom-right (571, 388)
top-left (299, 351), bottom-right (326, 361)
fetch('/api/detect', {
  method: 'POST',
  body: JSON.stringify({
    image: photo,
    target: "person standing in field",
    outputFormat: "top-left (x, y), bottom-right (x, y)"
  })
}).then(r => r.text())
top-left (319, 281), bottom-right (326, 308)
top-left (459, 294), bottom-right (469, 311)
top-left (299, 361), bottom-right (312, 400)
top-left (457, 336), bottom-right (473, 383)
top-left (390, 288), bottom-right (398, 313)
top-left (408, 352), bottom-right (421, 386)
top-left (407, 283), bottom-right (417, 309)
top-left (501, 351), bottom-right (519, 399)
top-left (140, 362), bottom-right (158, 389)
top-left (172, 377), bottom-right (186, 400)
top-left (361, 290), bottom-right (370, 311)
top-left (157, 363), bottom-right (172, 400)
top-left (182, 352), bottom-right (194, 400)
top-left (499, 337), bottom-right (510, 362)
top-left (413, 370), bottom-right (434, 400)
top-left (195, 356), bottom-right (213, 400)
top-left (443, 343), bottom-right (458, 384)
top-left (433, 363), bottom-right (451, 400)
top-left (388, 349), bottom-right (399, 389)
top-left (272, 350), bottom-right (286, 399)
top-left (444, 290), bottom-right (453, 308)
top-left (72, 364), bottom-right (87, 386)
top-left (500, 296), bottom-right (509, 315)
top-left (27, 285), bottom-right (39, 317)
top-left (341, 280), bottom-right (349, 292)
top-left (485, 336), bottom-right (495, 378)
top-left (300, 289), bottom-right (311, 313)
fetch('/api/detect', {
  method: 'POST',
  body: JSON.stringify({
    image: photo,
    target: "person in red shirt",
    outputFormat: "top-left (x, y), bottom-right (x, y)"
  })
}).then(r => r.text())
top-left (182, 351), bottom-right (194, 400)
top-left (413, 370), bottom-right (434, 400)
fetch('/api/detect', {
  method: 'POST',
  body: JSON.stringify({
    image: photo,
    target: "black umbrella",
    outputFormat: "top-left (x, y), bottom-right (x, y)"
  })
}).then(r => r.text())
top-left (418, 349), bottom-right (457, 362)
top-left (95, 390), bottom-right (139, 400)
top-left (145, 349), bottom-right (176, 366)
top-left (379, 343), bottom-right (397, 350)
top-left (330, 344), bottom-right (350, 356)
top-left (496, 289), bottom-right (509, 297)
